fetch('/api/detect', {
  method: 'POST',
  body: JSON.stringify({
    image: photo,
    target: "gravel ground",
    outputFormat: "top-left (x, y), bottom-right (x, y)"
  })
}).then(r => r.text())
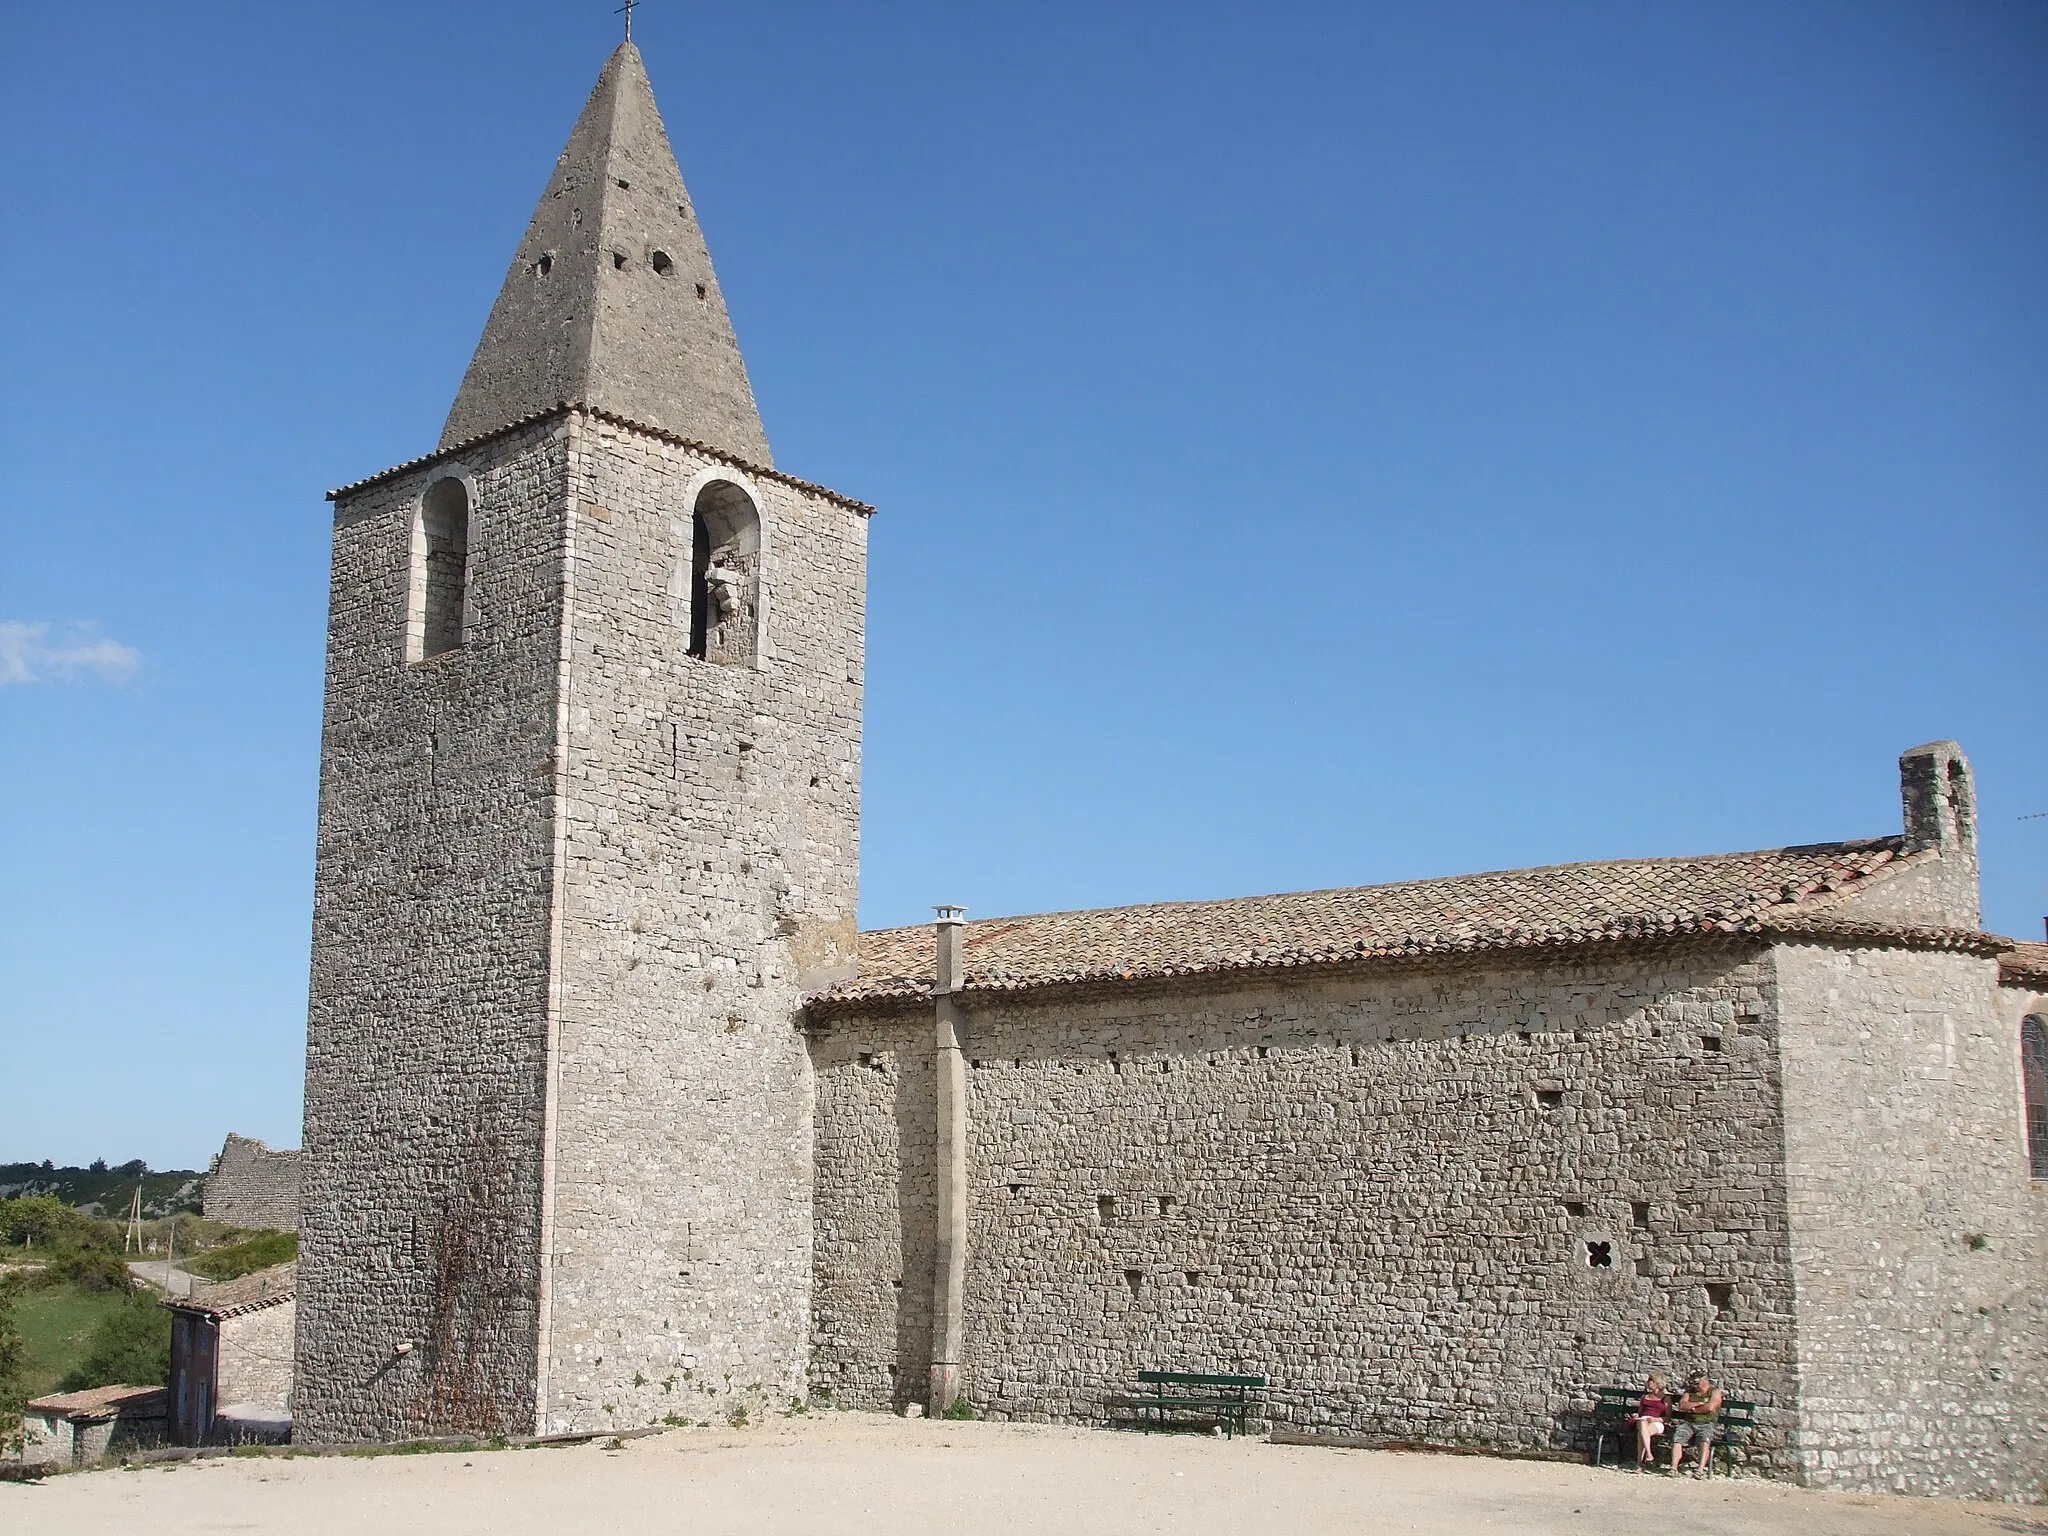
top-left (5, 1413), bottom-right (2045, 1536)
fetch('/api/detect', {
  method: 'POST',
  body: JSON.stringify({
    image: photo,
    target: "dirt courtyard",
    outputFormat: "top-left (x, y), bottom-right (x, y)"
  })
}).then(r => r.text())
top-left (5, 1414), bottom-right (2044, 1536)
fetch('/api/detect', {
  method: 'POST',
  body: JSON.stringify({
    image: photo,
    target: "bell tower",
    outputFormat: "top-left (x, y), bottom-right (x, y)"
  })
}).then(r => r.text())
top-left (295, 42), bottom-right (868, 1441)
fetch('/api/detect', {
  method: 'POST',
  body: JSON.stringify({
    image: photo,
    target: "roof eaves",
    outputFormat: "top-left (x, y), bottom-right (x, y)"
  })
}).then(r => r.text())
top-left (325, 402), bottom-right (875, 515)
top-left (806, 917), bottom-right (2008, 1019)
top-left (2000, 942), bottom-right (2048, 990)
top-left (163, 1289), bottom-right (296, 1321)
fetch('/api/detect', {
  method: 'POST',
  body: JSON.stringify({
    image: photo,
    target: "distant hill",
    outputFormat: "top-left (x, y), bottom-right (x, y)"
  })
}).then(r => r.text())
top-left (0, 1161), bottom-right (204, 1218)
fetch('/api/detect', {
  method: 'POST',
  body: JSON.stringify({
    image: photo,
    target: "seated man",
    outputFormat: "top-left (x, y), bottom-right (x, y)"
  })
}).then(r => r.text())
top-left (1667, 1372), bottom-right (1725, 1476)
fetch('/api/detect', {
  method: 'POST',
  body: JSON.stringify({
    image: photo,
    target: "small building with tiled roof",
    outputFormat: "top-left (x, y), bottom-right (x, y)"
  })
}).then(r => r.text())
top-left (163, 1261), bottom-right (296, 1446)
top-left (16, 1384), bottom-right (166, 1469)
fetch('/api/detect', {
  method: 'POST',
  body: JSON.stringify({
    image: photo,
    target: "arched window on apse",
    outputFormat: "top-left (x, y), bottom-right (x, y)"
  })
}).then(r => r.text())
top-left (411, 476), bottom-right (471, 661)
top-left (689, 480), bottom-right (760, 666)
top-left (2023, 1015), bottom-right (2048, 1180)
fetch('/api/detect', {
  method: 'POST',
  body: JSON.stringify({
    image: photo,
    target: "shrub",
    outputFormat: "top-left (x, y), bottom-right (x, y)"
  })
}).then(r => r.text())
top-left (57, 1293), bottom-right (171, 1392)
top-left (43, 1249), bottom-right (135, 1293)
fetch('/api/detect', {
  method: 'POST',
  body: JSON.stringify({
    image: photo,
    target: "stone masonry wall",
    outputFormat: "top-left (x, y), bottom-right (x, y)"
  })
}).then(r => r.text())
top-left (537, 414), bottom-right (865, 1433)
top-left (297, 419), bottom-right (571, 1442)
top-left (812, 945), bottom-right (1800, 1467)
top-left (203, 1134), bottom-right (303, 1231)
top-left (1776, 944), bottom-right (2047, 1501)
top-left (218, 1301), bottom-right (297, 1414)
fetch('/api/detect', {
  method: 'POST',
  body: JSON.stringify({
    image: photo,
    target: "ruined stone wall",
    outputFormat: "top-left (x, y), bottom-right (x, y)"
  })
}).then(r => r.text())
top-left (537, 414), bottom-right (865, 1433)
top-left (812, 946), bottom-right (1800, 1466)
top-left (1776, 945), bottom-right (2047, 1501)
top-left (203, 1134), bottom-right (303, 1231)
top-left (296, 420), bottom-right (571, 1442)
top-left (218, 1302), bottom-right (296, 1414)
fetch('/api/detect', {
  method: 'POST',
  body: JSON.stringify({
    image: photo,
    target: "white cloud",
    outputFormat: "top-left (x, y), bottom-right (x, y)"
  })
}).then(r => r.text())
top-left (0, 621), bottom-right (144, 687)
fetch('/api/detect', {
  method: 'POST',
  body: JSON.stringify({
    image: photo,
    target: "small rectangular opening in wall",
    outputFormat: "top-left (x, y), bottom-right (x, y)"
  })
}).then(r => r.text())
top-left (1536, 1089), bottom-right (1564, 1111)
top-left (1008, 1184), bottom-right (1024, 1198)
top-left (1124, 1269), bottom-right (1144, 1299)
top-left (1705, 1282), bottom-right (1736, 1319)
top-left (1631, 1201), bottom-right (1651, 1229)
top-left (1563, 1201), bottom-right (1586, 1218)
top-left (1097, 1194), bottom-right (1117, 1225)
top-left (1108, 1052), bottom-right (1120, 1074)
top-left (1635, 1257), bottom-right (1654, 1278)
top-left (1257, 1046), bottom-right (1270, 1059)
top-left (1156, 1195), bottom-right (1175, 1218)
top-left (1184, 1270), bottom-right (1201, 1286)
top-left (1701, 1035), bottom-right (1723, 1053)
top-left (1348, 1044), bottom-right (1362, 1067)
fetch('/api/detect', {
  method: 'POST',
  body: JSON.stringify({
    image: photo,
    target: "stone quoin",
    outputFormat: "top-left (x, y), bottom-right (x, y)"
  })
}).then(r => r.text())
top-left (294, 40), bottom-right (2048, 1503)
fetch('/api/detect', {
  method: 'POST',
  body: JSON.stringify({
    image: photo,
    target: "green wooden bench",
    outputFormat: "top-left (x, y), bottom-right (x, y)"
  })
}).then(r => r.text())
top-left (1107, 1370), bottom-right (1266, 1439)
top-left (1588, 1386), bottom-right (1759, 1474)
top-left (1587, 1386), bottom-right (1643, 1466)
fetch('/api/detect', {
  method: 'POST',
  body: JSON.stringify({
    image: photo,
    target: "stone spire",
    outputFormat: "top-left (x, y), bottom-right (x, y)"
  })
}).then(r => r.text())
top-left (439, 42), bottom-right (773, 465)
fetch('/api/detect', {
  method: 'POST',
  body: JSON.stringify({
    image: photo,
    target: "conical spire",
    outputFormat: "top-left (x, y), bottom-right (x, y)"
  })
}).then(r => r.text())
top-left (439, 42), bottom-right (773, 465)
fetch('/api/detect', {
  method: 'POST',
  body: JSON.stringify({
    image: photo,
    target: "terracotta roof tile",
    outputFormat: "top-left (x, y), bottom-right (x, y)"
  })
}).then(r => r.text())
top-left (2002, 942), bottom-right (2048, 990)
top-left (26, 1385), bottom-right (167, 1421)
top-left (166, 1260), bottom-right (296, 1320)
top-left (816, 837), bottom-right (1985, 1012)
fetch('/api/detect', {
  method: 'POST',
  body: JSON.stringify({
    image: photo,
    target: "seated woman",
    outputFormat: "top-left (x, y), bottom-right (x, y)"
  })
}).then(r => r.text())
top-left (1631, 1373), bottom-right (1670, 1469)
top-left (1667, 1372), bottom-right (1725, 1476)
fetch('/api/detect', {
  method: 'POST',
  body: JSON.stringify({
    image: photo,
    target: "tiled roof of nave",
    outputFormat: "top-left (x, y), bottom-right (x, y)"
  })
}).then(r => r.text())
top-left (820, 837), bottom-right (1956, 1009)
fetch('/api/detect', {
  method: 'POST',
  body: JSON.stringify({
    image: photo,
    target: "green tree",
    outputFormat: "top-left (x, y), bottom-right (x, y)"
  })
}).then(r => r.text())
top-left (0, 1271), bottom-right (26, 1456)
top-left (0, 1194), bottom-right (73, 1247)
top-left (58, 1293), bottom-right (171, 1392)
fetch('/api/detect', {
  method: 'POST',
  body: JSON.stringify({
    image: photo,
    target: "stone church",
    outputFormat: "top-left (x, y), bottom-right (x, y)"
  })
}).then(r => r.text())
top-left (295, 41), bottom-right (2048, 1501)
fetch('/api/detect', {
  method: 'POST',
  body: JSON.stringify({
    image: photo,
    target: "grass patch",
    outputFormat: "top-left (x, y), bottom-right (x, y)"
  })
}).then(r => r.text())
top-left (185, 1230), bottom-right (296, 1282)
top-left (14, 1283), bottom-right (133, 1399)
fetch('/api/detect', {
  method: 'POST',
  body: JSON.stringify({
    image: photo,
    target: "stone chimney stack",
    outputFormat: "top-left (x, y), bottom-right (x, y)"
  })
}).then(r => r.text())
top-left (1892, 741), bottom-right (1981, 929)
top-left (1901, 741), bottom-right (1977, 859)
top-left (934, 905), bottom-right (967, 994)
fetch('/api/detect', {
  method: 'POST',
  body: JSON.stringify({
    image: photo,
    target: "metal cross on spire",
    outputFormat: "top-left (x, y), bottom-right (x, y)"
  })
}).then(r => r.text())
top-left (615, 0), bottom-right (636, 41)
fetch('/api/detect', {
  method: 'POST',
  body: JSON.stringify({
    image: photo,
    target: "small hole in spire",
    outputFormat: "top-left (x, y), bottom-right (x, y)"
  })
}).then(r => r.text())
top-left (651, 251), bottom-right (674, 276)
top-left (534, 254), bottom-right (553, 277)
top-left (612, 251), bottom-right (628, 271)
top-left (695, 282), bottom-right (707, 300)
top-left (615, 178), bottom-right (631, 190)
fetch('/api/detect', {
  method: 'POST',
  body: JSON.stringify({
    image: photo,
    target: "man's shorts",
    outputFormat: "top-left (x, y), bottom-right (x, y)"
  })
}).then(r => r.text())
top-left (1670, 1420), bottom-right (1718, 1447)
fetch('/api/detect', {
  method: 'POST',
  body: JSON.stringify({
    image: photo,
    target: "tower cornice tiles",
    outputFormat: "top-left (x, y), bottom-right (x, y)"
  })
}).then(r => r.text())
top-left (439, 42), bottom-right (774, 465)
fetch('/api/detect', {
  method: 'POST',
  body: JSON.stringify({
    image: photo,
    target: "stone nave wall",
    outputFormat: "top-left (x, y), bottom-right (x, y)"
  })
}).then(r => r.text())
top-left (536, 414), bottom-right (866, 1433)
top-left (811, 945), bottom-right (1802, 1469)
top-left (297, 420), bottom-right (570, 1442)
top-left (1777, 944), bottom-right (2047, 1501)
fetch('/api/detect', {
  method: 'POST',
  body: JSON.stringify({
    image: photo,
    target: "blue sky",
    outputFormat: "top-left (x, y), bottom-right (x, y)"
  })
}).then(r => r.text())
top-left (2, 2), bottom-right (2042, 1170)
